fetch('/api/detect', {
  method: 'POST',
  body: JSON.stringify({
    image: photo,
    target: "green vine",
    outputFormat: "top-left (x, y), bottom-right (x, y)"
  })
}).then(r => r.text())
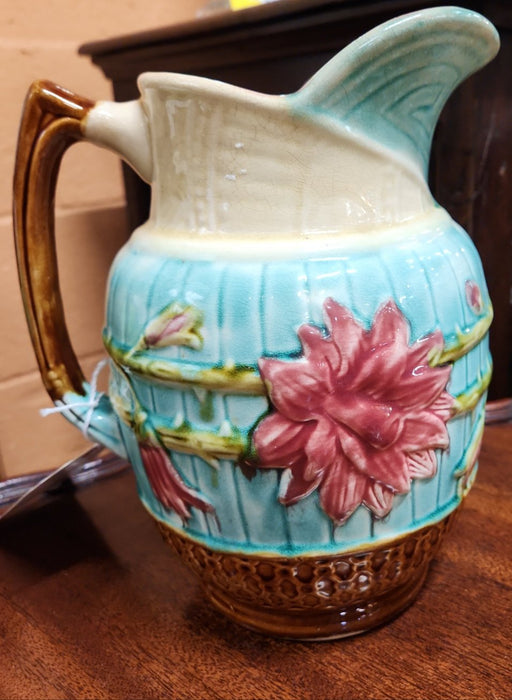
top-left (106, 302), bottom-right (492, 465)
top-left (105, 306), bottom-right (492, 398)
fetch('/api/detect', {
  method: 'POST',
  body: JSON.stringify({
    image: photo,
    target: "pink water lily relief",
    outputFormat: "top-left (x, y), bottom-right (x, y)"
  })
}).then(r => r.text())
top-left (253, 299), bottom-right (454, 526)
top-left (465, 280), bottom-right (484, 314)
top-left (140, 443), bottom-right (215, 524)
top-left (133, 411), bottom-right (215, 524)
top-left (132, 301), bottom-right (204, 353)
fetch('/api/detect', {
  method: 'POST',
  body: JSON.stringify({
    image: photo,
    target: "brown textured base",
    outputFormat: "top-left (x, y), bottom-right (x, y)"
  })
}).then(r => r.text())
top-left (157, 509), bottom-right (458, 640)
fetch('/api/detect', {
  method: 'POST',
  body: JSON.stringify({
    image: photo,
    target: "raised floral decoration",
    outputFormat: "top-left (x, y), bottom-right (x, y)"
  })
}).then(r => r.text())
top-left (253, 299), bottom-right (454, 526)
top-left (140, 442), bottom-right (215, 523)
top-left (130, 302), bottom-right (204, 354)
top-left (134, 413), bottom-right (215, 523)
top-left (465, 280), bottom-right (484, 314)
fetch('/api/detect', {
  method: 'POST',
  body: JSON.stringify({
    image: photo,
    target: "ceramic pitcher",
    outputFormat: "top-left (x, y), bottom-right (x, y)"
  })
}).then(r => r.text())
top-left (14, 7), bottom-right (499, 639)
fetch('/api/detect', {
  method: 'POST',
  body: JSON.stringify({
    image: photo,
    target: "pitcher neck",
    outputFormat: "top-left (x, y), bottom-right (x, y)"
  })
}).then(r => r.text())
top-left (143, 83), bottom-right (433, 236)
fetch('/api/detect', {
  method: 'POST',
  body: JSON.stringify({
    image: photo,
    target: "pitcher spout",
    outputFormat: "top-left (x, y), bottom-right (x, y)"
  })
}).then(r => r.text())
top-left (82, 7), bottom-right (499, 238)
top-left (290, 6), bottom-right (500, 178)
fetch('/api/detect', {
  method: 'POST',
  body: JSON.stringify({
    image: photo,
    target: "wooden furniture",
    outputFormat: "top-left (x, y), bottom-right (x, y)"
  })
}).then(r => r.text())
top-left (0, 421), bottom-right (510, 698)
top-left (80, 0), bottom-right (512, 405)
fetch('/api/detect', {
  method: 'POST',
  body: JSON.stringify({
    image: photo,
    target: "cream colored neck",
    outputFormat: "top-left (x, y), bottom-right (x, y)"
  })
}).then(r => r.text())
top-left (143, 81), bottom-right (433, 236)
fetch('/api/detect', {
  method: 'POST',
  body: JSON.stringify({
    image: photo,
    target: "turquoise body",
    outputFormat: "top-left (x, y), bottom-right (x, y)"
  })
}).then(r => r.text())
top-left (62, 7), bottom-right (498, 556)
top-left (99, 212), bottom-right (491, 555)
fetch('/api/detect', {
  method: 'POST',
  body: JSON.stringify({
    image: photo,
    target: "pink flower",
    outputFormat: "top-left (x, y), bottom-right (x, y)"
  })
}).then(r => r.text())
top-left (253, 299), bottom-right (454, 526)
top-left (145, 313), bottom-right (189, 346)
top-left (140, 443), bottom-right (215, 523)
top-left (465, 280), bottom-right (484, 314)
top-left (142, 303), bottom-right (203, 350)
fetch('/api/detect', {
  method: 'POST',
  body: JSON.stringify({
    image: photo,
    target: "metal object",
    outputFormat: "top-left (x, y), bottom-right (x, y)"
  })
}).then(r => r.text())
top-left (0, 445), bottom-right (128, 521)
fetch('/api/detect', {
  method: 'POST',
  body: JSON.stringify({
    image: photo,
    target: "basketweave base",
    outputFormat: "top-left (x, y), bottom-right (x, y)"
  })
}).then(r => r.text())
top-left (157, 508), bottom-right (458, 640)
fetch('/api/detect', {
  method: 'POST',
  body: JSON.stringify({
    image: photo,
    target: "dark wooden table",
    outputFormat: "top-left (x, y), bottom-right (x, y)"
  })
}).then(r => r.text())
top-left (0, 422), bottom-right (510, 699)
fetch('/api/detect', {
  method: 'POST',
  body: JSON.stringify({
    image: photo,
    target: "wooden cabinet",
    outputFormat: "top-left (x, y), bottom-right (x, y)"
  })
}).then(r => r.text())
top-left (81, 0), bottom-right (512, 402)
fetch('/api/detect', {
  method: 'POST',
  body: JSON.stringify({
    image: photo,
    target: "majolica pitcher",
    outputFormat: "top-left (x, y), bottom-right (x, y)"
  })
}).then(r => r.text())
top-left (14, 7), bottom-right (499, 639)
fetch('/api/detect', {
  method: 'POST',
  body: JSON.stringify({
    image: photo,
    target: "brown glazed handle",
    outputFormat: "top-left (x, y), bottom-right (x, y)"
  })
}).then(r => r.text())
top-left (13, 81), bottom-right (95, 401)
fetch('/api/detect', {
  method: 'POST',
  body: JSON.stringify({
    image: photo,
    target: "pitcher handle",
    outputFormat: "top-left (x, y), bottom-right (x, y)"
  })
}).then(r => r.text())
top-left (13, 80), bottom-right (126, 457)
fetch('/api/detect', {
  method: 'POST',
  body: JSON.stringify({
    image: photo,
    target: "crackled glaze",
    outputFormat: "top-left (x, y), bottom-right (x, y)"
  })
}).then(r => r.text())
top-left (63, 7), bottom-right (499, 558)
top-left (17, 6), bottom-right (500, 637)
top-left (253, 299), bottom-right (455, 526)
top-left (98, 210), bottom-right (493, 555)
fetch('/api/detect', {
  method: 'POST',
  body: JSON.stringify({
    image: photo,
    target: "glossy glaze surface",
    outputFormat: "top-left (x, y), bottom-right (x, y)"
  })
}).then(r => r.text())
top-left (14, 6), bottom-right (499, 637)
top-left (102, 210), bottom-right (490, 555)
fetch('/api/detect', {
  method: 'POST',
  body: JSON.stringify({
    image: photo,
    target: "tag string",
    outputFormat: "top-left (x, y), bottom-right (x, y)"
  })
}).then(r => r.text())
top-left (40, 357), bottom-right (109, 438)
